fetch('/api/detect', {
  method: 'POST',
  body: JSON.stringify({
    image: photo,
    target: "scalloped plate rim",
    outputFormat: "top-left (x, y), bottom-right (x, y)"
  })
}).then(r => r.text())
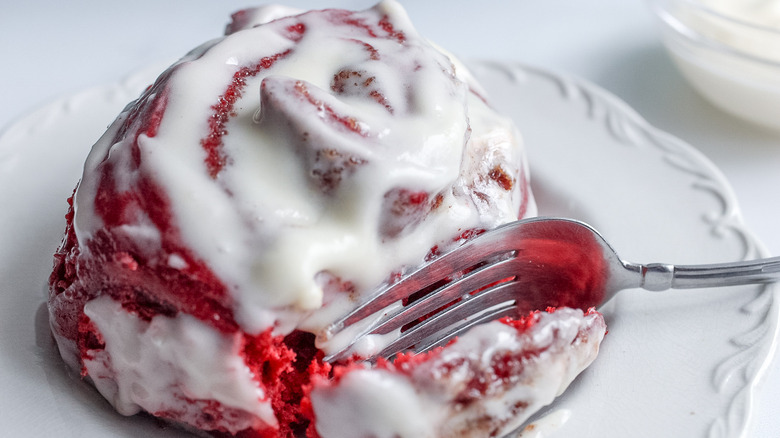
top-left (0, 60), bottom-right (776, 438)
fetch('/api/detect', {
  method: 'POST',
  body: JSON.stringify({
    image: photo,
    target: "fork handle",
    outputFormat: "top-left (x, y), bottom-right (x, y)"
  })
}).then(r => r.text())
top-left (629, 256), bottom-right (780, 292)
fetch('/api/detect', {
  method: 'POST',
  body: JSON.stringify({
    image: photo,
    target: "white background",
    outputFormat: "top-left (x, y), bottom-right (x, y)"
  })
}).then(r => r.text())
top-left (2, 1), bottom-right (779, 436)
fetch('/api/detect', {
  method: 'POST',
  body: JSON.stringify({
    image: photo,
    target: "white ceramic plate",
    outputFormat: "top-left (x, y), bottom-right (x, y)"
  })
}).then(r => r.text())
top-left (0, 62), bottom-right (776, 438)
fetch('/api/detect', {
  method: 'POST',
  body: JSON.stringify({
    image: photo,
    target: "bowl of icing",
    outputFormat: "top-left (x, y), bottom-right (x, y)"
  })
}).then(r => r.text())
top-left (649, 0), bottom-right (780, 131)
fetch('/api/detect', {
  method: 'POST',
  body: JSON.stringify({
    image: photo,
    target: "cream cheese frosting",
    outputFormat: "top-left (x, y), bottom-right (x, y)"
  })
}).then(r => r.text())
top-left (310, 309), bottom-right (605, 438)
top-left (44, 3), bottom-right (609, 438)
top-left (72, 0), bottom-right (534, 341)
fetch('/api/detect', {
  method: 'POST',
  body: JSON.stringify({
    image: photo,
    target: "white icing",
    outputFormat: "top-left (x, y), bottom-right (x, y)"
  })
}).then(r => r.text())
top-left (311, 369), bottom-right (442, 438)
top-left (700, 0), bottom-right (780, 31)
top-left (660, 0), bottom-right (780, 130)
top-left (235, 4), bottom-right (305, 27)
top-left (682, 0), bottom-right (780, 62)
top-left (310, 309), bottom-right (605, 438)
top-left (82, 296), bottom-right (275, 432)
top-left (515, 409), bottom-right (571, 438)
top-left (62, 2), bottom-right (560, 436)
top-left (72, 0), bottom-right (534, 340)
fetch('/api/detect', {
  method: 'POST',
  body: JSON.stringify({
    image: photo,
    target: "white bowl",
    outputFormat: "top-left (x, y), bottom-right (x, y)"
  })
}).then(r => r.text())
top-left (649, 0), bottom-right (780, 132)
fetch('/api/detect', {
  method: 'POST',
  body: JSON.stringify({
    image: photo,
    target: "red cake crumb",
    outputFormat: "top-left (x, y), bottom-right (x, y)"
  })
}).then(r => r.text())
top-left (488, 165), bottom-right (514, 191)
top-left (204, 50), bottom-right (293, 178)
top-left (307, 308), bottom-right (605, 438)
top-left (47, 3), bottom-right (560, 437)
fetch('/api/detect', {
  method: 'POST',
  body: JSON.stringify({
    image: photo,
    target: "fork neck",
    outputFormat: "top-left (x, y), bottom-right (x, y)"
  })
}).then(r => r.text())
top-left (623, 257), bottom-right (780, 292)
top-left (622, 262), bottom-right (675, 292)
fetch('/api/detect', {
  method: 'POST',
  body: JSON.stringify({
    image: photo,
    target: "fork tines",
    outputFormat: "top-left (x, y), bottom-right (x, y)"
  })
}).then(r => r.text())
top-left (321, 226), bottom-right (526, 363)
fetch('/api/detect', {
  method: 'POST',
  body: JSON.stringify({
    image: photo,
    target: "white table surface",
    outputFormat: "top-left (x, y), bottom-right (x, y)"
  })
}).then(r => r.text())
top-left (2, 1), bottom-right (778, 436)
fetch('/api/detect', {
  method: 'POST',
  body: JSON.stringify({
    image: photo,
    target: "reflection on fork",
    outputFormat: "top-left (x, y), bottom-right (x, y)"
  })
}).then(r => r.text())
top-left (319, 217), bottom-right (780, 363)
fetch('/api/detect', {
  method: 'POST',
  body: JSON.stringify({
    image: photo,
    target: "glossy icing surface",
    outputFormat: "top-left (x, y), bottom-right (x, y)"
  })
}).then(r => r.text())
top-left (43, 2), bottom-right (612, 437)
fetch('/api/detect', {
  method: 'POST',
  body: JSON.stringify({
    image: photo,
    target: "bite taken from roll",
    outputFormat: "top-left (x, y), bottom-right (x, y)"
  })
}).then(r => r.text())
top-left (48, 2), bottom-right (605, 437)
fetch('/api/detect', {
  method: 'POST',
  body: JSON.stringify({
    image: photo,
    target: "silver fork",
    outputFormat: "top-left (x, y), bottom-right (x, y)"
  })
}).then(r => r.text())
top-left (319, 217), bottom-right (780, 363)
